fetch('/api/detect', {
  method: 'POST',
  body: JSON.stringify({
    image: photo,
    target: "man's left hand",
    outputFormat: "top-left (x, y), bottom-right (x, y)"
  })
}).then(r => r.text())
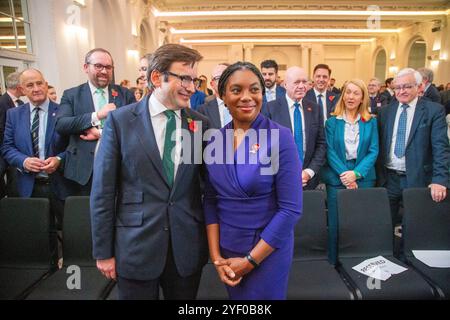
top-left (42, 157), bottom-right (61, 174)
top-left (80, 127), bottom-right (101, 141)
top-left (302, 170), bottom-right (311, 187)
top-left (429, 183), bottom-right (447, 202)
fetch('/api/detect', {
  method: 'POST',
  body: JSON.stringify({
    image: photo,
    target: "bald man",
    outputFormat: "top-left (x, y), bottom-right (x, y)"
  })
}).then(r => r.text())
top-left (262, 66), bottom-right (327, 190)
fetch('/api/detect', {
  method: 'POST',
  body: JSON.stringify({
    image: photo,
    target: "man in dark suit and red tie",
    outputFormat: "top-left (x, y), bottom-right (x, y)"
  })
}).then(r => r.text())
top-left (304, 64), bottom-right (339, 125)
top-left (90, 44), bottom-right (209, 300)
top-left (377, 68), bottom-right (449, 233)
top-left (56, 48), bottom-right (135, 195)
top-left (262, 66), bottom-right (327, 190)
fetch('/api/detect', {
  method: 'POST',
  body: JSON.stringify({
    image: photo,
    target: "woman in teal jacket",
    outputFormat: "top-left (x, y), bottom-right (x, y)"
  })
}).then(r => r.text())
top-left (321, 79), bottom-right (379, 265)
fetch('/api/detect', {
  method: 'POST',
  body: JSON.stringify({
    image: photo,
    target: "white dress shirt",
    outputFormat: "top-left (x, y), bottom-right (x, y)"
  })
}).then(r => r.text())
top-left (7, 91), bottom-right (21, 107)
top-left (386, 97), bottom-right (418, 172)
top-left (149, 94), bottom-right (182, 178)
top-left (265, 85), bottom-right (277, 102)
top-left (337, 113), bottom-right (360, 161)
top-left (286, 95), bottom-right (315, 178)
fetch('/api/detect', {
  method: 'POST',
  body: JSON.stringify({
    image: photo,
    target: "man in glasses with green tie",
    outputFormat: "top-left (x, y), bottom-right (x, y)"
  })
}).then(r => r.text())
top-left (90, 44), bottom-right (209, 300)
top-left (56, 48), bottom-right (135, 196)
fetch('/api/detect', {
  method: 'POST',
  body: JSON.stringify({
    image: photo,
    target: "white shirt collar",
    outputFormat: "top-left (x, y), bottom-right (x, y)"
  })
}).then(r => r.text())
top-left (336, 112), bottom-right (361, 124)
top-left (6, 91), bottom-right (18, 102)
top-left (314, 88), bottom-right (326, 97)
top-left (285, 94), bottom-right (303, 109)
top-left (88, 81), bottom-right (108, 96)
top-left (29, 98), bottom-right (50, 113)
top-left (399, 96), bottom-right (418, 109)
top-left (149, 93), bottom-right (181, 119)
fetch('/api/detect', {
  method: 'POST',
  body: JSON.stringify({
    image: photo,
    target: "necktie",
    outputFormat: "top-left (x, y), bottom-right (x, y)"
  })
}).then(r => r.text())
top-left (16, 99), bottom-right (24, 106)
top-left (31, 107), bottom-right (41, 158)
top-left (394, 104), bottom-right (409, 158)
top-left (163, 110), bottom-right (176, 187)
top-left (96, 88), bottom-right (107, 127)
top-left (317, 94), bottom-right (326, 121)
top-left (222, 105), bottom-right (232, 126)
top-left (293, 102), bottom-right (304, 164)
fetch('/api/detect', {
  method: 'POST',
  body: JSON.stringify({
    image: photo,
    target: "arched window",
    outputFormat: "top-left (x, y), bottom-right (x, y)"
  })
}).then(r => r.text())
top-left (374, 49), bottom-right (387, 81)
top-left (408, 39), bottom-right (426, 69)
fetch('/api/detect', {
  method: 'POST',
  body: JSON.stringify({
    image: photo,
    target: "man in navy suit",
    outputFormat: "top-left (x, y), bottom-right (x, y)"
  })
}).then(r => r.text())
top-left (197, 63), bottom-right (230, 129)
top-left (377, 68), bottom-right (449, 229)
top-left (262, 66), bottom-right (327, 190)
top-left (91, 44), bottom-right (209, 300)
top-left (0, 72), bottom-right (24, 198)
top-left (56, 48), bottom-right (135, 195)
top-left (304, 64), bottom-right (339, 125)
top-left (417, 67), bottom-right (441, 104)
top-left (367, 77), bottom-right (389, 115)
top-left (1, 69), bottom-right (68, 267)
top-left (261, 60), bottom-right (286, 104)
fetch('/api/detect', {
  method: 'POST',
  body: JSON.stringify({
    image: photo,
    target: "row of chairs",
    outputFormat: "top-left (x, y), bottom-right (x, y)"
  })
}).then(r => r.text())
top-left (0, 188), bottom-right (448, 300)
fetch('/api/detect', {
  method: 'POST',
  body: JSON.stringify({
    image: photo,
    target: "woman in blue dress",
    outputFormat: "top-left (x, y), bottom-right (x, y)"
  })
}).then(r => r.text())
top-left (321, 79), bottom-right (379, 265)
top-left (203, 62), bottom-right (302, 300)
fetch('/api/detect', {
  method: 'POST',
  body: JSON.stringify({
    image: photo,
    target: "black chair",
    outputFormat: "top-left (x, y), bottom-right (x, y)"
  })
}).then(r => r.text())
top-left (288, 190), bottom-right (355, 299)
top-left (337, 188), bottom-right (437, 299)
top-left (26, 197), bottom-right (113, 300)
top-left (403, 188), bottom-right (450, 299)
top-left (0, 198), bottom-right (55, 299)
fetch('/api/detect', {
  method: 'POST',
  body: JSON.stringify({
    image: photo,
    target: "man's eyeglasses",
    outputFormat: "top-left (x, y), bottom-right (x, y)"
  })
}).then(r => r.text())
top-left (89, 63), bottom-right (114, 72)
top-left (393, 83), bottom-right (416, 91)
top-left (212, 76), bottom-right (221, 82)
top-left (139, 66), bottom-right (148, 72)
top-left (165, 71), bottom-right (199, 88)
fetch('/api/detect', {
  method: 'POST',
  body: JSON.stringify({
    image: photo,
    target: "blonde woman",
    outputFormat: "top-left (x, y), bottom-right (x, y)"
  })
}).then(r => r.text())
top-left (321, 79), bottom-right (379, 265)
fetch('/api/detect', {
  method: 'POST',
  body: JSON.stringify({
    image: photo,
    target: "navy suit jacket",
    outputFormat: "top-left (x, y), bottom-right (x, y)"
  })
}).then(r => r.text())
top-left (1, 101), bottom-right (68, 199)
top-left (90, 96), bottom-right (209, 280)
top-left (304, 89), bottom-right (339, 120)
top-left (423, 84), bottom-right (441, 104)
top-left (262, 97), bottom-right (327, 190)
top-left (0, 93), bottom-right (16, 144)
top-left (197, 98), bottom-right (222, 129)
top-left (321, 116), bottom-right (379, 186)
top-left (262, 85), bottom-right (286, 105)
top-left (377, 98), bottom-right (449, 188)
top-left (56, 83), bottom-right (135, 186)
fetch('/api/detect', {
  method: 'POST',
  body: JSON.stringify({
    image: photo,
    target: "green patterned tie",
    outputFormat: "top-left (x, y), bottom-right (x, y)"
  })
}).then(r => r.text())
top-left (96, 88), bottom-right (107, 127)
top-left (163, 110), bottom-right (176, 187)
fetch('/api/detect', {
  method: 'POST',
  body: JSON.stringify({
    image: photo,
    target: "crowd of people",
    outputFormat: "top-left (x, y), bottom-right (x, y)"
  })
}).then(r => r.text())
top-left (0, 43), bottom-right (448, 300)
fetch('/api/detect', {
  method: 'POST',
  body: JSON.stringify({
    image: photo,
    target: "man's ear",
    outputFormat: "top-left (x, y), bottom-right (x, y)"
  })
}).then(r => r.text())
top-left (150, 70), bottom-right (162, 88)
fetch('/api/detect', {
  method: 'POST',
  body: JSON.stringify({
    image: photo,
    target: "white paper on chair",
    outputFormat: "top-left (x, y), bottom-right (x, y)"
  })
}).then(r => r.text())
top-left (352, 256), bottom-right (408, 281)
top-left (412, 250), bottom-right (450, 268)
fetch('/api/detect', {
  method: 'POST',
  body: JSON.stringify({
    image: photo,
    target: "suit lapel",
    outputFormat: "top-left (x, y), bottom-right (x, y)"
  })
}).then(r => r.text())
top-left (279, 97), bottom-right (293, 132)
top-left (302, 100), bottom-right (314, 155)
top-left (385, 103), bottom-right (398, 157)
top-left (20, 104), bottom-right (33, 155)
top-left (108, 85), bottom-right (122, 107)
top-left (82, 83), bottom-right (96, 113)
top-left (44, 101), bottom-right (58, 157)
top-left (406, 100), bottom-right (425, 149)
top-left (209, 99), bottom-right (222, 129)
top-left (132, 96), bottom-right (170, 187)
top-left (336, 119), bottom-right (346, 161)
top-left (356, 119), bottom-right (366, 161)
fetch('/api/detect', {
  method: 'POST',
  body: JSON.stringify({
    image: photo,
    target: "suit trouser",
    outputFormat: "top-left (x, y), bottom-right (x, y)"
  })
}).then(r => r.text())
top-left (31, 179), bottom-right (64, 267)
top-left (117, 242), bottom-right (202, 300)
top-left (385, 169), bottom-right (408, 228)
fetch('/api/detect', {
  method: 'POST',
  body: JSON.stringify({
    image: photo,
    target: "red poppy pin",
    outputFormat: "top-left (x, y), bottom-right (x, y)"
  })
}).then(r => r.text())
top-left (329, 95), bottom-right (335, 102)
top-left (250, 143), bottom-right (260, 154)
top-left (111, 89), bottom-right (119, 99)
top-left (187, 118), bottom-right (198, 133)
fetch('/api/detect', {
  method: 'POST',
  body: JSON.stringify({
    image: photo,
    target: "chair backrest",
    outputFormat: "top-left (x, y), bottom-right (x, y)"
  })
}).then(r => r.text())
top-left (0, 198), bottom-right (52, 268)
top-left (403, 188), bottom-right (450, 256)
top-left (63, 196), bottom-right (95, 266)
top-left (293, 190), bottom-right (327, 259)
top-left (337, 188), bottom-right (393, 258)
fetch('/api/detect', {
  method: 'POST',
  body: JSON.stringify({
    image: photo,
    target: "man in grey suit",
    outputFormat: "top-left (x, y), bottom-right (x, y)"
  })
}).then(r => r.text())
top-left (197, 63), bottom-right (230, 129)
top-left (377, 68), bottom-right (449, 230)
top-left (91, 44), bottom-right (209, 300)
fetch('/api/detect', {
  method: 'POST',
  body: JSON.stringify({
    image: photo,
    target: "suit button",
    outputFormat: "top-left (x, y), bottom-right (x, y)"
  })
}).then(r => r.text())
top-left (168, 202), bottom-right (174, 206)
top-left (164, 227), bottom-right (169, 231)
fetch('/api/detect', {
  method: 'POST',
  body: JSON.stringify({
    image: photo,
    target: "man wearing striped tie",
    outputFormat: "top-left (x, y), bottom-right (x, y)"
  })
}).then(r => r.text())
top-left (377, 68), bottom-right (449, 239)
top-left (1, 69), bottom-right (68, 267)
